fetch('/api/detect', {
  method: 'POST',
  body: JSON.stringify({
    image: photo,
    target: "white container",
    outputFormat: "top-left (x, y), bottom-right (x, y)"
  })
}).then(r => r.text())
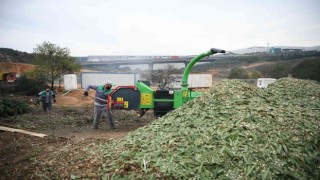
top-left (188, 74), bottom-right (212, 88)
top-left (257, 78), bottom-right (276, 88)
top-left (81, 72), bottom-right (140, 89)
top-left (64, 74), bottom-right (78, 90)
top-left (168, 74), bottom-right (212, 89)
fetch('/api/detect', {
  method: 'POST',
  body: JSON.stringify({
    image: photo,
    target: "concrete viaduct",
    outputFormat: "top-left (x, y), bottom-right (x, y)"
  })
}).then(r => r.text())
top-left (78, 56), bottom-right (228, 70)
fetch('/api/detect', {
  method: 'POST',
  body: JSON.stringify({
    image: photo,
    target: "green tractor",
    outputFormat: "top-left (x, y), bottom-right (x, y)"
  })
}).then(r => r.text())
top-left (107, 48), bottom-right (225, 117)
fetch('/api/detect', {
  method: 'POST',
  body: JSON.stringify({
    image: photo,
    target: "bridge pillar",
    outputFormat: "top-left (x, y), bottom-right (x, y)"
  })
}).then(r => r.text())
top-left (184, 61), bottom-right (189, 68)
top-left (148, 63), bottom-right (154, 71)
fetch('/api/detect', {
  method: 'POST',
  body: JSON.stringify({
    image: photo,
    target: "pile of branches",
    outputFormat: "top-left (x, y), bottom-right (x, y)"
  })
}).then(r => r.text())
top-left (97, 78), bottom-right (320, 179)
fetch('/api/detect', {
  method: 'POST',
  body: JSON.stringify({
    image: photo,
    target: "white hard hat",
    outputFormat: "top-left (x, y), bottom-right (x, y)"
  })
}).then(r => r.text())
top-left (106, 81), bottom-right (112, 85)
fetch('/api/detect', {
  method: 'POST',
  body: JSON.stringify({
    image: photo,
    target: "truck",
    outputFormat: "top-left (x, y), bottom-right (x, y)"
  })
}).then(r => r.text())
top-left (0, 71), bottom-right (17, 82)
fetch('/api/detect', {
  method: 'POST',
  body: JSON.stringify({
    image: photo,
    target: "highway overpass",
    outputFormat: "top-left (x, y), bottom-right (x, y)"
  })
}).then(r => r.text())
top-left (77, 55), bottom-right (229, 70)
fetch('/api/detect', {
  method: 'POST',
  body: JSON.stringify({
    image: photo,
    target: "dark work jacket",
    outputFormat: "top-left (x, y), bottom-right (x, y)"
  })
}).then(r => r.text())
top-left (39, 91), bottom-right (55, 103)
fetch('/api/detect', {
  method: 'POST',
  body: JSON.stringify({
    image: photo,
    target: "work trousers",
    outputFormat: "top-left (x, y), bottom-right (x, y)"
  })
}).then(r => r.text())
top-left (42, 102), bottom-right (52, 112)
top-left (94, 105), bottom-right (115, 129)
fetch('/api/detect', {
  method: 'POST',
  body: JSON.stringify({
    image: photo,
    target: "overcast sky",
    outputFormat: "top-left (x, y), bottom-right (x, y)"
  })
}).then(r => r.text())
top-left (0, 0), bottom-right (319, 56)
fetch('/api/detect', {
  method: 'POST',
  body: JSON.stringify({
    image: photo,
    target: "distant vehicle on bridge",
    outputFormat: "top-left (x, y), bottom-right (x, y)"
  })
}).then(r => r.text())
top-left (86, 55), bottom-right (192, 62)
top-left (87, 55), bottom-right (155, 62)
top-left (155, 56), bottom-right (181, 59)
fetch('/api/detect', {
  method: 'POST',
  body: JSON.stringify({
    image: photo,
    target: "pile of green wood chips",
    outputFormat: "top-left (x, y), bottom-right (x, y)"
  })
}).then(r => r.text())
top-left (99, 78), bottom-right (320, 179)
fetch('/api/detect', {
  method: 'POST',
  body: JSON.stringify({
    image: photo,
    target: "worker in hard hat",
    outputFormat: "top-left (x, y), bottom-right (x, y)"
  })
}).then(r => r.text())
top-left (84, 81), bottom-right (115, 129)
top-left (38, 87), bottom-right (56, 112)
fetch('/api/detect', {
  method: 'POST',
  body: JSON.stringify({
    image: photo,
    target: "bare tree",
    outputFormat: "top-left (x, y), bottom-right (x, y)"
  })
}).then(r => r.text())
top-left (143, 64), bottom-right (181, 89)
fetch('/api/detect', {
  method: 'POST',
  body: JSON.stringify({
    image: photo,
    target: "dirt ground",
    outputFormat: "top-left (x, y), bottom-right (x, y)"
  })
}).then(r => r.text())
top-left (0, 90), bottom-right (156, 179)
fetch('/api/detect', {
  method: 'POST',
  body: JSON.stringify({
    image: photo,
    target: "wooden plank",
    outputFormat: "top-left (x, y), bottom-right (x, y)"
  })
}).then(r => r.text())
top-left (0, 122), bottom-right (18, 128)
top-left (0, 126), bottom-right (47, 138)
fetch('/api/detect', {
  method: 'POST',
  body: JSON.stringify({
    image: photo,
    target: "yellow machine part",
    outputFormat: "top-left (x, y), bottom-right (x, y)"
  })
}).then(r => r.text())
top-left (140, 93), bottom-right (153, 105)
top-left (124, 101), bottom-right (128, 108)
top-left (182, 90), bottom-right (188, 98)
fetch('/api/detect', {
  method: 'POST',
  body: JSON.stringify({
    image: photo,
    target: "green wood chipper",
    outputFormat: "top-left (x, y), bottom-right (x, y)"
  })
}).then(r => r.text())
top-left (107, 48), bottom-right (225, 117)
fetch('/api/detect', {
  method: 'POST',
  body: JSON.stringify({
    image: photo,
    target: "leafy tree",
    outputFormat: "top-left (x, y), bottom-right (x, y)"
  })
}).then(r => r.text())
top-left (33, 41), bottom-right (81, 89)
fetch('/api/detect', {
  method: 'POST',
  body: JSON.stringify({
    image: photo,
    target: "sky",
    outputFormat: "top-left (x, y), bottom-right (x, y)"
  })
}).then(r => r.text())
top-left (0, 0), bottom-right (319, 56)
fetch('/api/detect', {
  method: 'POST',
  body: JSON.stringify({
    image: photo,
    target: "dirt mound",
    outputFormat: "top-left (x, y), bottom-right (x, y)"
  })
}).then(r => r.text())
top-left (56, 96), bottom-right (81, 106)
top-left (0, 62), bottom-right (35, 73)
top-left (56, 89), bottom-right (96, 106)
top-left (63, 89), bottom-right (85, 97)
top-left (80, 68), bottom-right (99, 72)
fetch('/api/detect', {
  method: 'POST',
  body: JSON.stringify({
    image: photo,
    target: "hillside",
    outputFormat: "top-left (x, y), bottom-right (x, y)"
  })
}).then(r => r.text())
top-left (192, 55), bottom-right (320, 81)
top-left (0, 48), bottom-right (34, 64)
top-left (232, 45), bottom-right (320, 54)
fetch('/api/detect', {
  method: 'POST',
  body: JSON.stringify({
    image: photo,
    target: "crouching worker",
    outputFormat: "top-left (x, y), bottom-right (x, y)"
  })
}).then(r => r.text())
top-left (84, 81), bottom-right (115, 130)
top-left (38, 87), bottom-right (56, 112)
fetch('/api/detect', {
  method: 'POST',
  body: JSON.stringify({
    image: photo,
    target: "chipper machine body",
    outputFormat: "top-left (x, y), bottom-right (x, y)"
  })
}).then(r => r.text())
top-left (107, 48), bottom-right (225, 117)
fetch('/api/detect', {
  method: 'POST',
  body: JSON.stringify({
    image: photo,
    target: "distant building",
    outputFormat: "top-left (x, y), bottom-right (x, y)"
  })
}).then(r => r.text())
top-left (302, 50), bottom-right (318, 55)
top-left (281, 48), bottom-right (304, 53)
top-left (269, 47), bottom-right (305, 54)
top-left (270, 47), bottom-right (281, 53)
top-left (246, 46), bottom-right (267, 54)
top-left (74, 56), bottom-right (88, 63)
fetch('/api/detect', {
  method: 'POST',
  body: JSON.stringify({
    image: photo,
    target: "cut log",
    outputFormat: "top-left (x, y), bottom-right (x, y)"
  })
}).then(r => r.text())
top-left (0, 126), bottom-right (47, 138)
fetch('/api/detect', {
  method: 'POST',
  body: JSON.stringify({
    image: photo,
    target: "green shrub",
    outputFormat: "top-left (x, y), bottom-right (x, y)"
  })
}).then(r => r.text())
top-left (229, 67), bottom-right (261, 79)
top-left (257, 63), bottom-right (291, 78)
top-left (291, 58), bottom-right (320, 81)
top-left (0, 97), bottom-right (29, 117)
top-left (14, 75), bottom-right (47, 96)
top-left (229, 67), bottom-right (249, 79)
